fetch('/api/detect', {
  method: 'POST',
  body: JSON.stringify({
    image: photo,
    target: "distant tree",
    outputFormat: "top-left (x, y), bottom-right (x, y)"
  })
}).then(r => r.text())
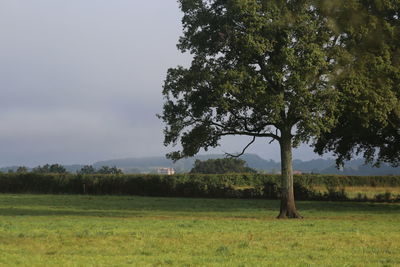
top-left (77, 165), bottom-right (96, 174)
top-left (97, 166), bottom-right (123, 175)
top-left (16, 166), bottom-right (28, 173)
top-left (32, 164), bottom-right (67, 174)
top-left (190, 158), bottom-right (256, 174)
top-left (49, 164), bottom-right (67, 174)
top-left (32, 164), bottom-right (50, 174)
top-left (97, 166), bottom-right (110, 174)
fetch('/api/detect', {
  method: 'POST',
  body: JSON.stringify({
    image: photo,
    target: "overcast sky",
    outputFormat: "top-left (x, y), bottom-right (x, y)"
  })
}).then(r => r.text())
top-left (0, 0), bottom-right (326, 167)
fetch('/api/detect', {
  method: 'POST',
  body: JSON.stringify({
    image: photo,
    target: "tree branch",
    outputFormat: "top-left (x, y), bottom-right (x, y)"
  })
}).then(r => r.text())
top-left (192, 117), bottom-right (280, 139)
top-left (219, 131), bottom-right (280, 140)
top-left (225, 136), bottom-right (256, 158)
top-left (257, 57), bottom-right (281, 94)
top-left (228, 110), bottom-right (276, 132)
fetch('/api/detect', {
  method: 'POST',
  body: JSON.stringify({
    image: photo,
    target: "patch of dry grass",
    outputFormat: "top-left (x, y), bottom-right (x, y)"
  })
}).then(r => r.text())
top-left (314, 185), bottom-right (400, 199)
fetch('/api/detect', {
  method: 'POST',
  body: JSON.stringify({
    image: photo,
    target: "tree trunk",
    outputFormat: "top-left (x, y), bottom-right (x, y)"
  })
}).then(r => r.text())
top-left (277, 133), bottom-right (303, 219)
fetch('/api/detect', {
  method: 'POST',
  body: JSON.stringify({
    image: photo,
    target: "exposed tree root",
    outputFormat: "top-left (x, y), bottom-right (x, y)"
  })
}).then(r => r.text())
top-left (277, 210), bottom-right (303, 219)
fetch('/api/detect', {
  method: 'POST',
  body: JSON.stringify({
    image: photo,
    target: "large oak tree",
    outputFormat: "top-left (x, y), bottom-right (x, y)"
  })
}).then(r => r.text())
top-left (160, 0), bottom-right (347, 218)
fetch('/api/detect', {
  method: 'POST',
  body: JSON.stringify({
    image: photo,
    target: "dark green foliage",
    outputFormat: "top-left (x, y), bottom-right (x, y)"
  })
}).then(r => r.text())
top-left (190, 158), bottom-right (256, 174)
top-left (374, 192), bottom-right (396, 202)
top-left (161, 0), bottom-right (382, 217)
top-left (324, 185), bottom-right (348, 201)
top-left (32, 164), bottom-right (67, 174)
top-left (77, 165), bottom-right (96, 174)
top-left (16, 166), bottom-right (28, 173)
top-left (77, 165), bottom-right (123, 175)
top-left (96, 166), bottom-right (123, 175)
top-left (161, 0), bottom-right (343, 160)
top-left (0, 173), bottom-right (399, 202)
top-left (314, 0), bottom-right (400, 166)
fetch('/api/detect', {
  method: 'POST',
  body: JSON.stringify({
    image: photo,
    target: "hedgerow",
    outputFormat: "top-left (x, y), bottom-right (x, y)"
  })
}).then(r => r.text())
top-left (0, 173), bottom-right (399, 202)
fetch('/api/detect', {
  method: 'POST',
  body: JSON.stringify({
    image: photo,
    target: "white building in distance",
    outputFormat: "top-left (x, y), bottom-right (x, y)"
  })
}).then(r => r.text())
top-left (156, 167), bottom-right (175, 175)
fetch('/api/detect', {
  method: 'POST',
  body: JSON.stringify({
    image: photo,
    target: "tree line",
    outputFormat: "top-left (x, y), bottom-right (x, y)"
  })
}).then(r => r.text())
top-left (3, 164), bottom-right (123, 175)
top-left (190, 158), bottom-right (257, 174)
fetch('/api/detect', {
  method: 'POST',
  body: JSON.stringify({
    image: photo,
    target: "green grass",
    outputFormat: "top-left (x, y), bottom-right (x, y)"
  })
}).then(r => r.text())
top-left (0, 194), bottom-right (399, 266)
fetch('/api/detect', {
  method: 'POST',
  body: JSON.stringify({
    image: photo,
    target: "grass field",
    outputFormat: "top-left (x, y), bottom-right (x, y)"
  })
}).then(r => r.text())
top-left (0, 194), bottom-right (399, 266)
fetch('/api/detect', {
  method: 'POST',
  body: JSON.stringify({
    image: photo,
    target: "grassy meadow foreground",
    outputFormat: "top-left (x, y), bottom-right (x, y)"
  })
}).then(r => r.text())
top-left (0, 194), bottom-right (399, 266)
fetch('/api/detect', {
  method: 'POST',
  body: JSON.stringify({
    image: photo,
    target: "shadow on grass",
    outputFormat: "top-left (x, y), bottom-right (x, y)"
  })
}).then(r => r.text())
top-left (0, 194), bottom-right (399, 218)
top-left (0, 207), bottom-right (148, 217)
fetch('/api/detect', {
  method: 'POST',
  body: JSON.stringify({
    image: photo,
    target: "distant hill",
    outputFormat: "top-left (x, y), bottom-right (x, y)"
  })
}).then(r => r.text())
top-left (1, 154), bottom-right (400, 175)
top-left (93, 154), bottom-right (400, 175)
top-left (93, 154), bottom-right (223, 174)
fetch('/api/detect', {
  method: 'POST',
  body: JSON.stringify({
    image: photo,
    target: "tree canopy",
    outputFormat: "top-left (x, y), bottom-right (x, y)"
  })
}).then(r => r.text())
top-left (314, 0), bottom-right (400, 166)
top-left (162, 0), bottom-right (342, 158)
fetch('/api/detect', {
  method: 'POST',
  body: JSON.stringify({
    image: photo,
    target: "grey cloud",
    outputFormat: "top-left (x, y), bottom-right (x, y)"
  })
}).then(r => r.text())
top-left (0, 108), bottom-right (169, 166)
